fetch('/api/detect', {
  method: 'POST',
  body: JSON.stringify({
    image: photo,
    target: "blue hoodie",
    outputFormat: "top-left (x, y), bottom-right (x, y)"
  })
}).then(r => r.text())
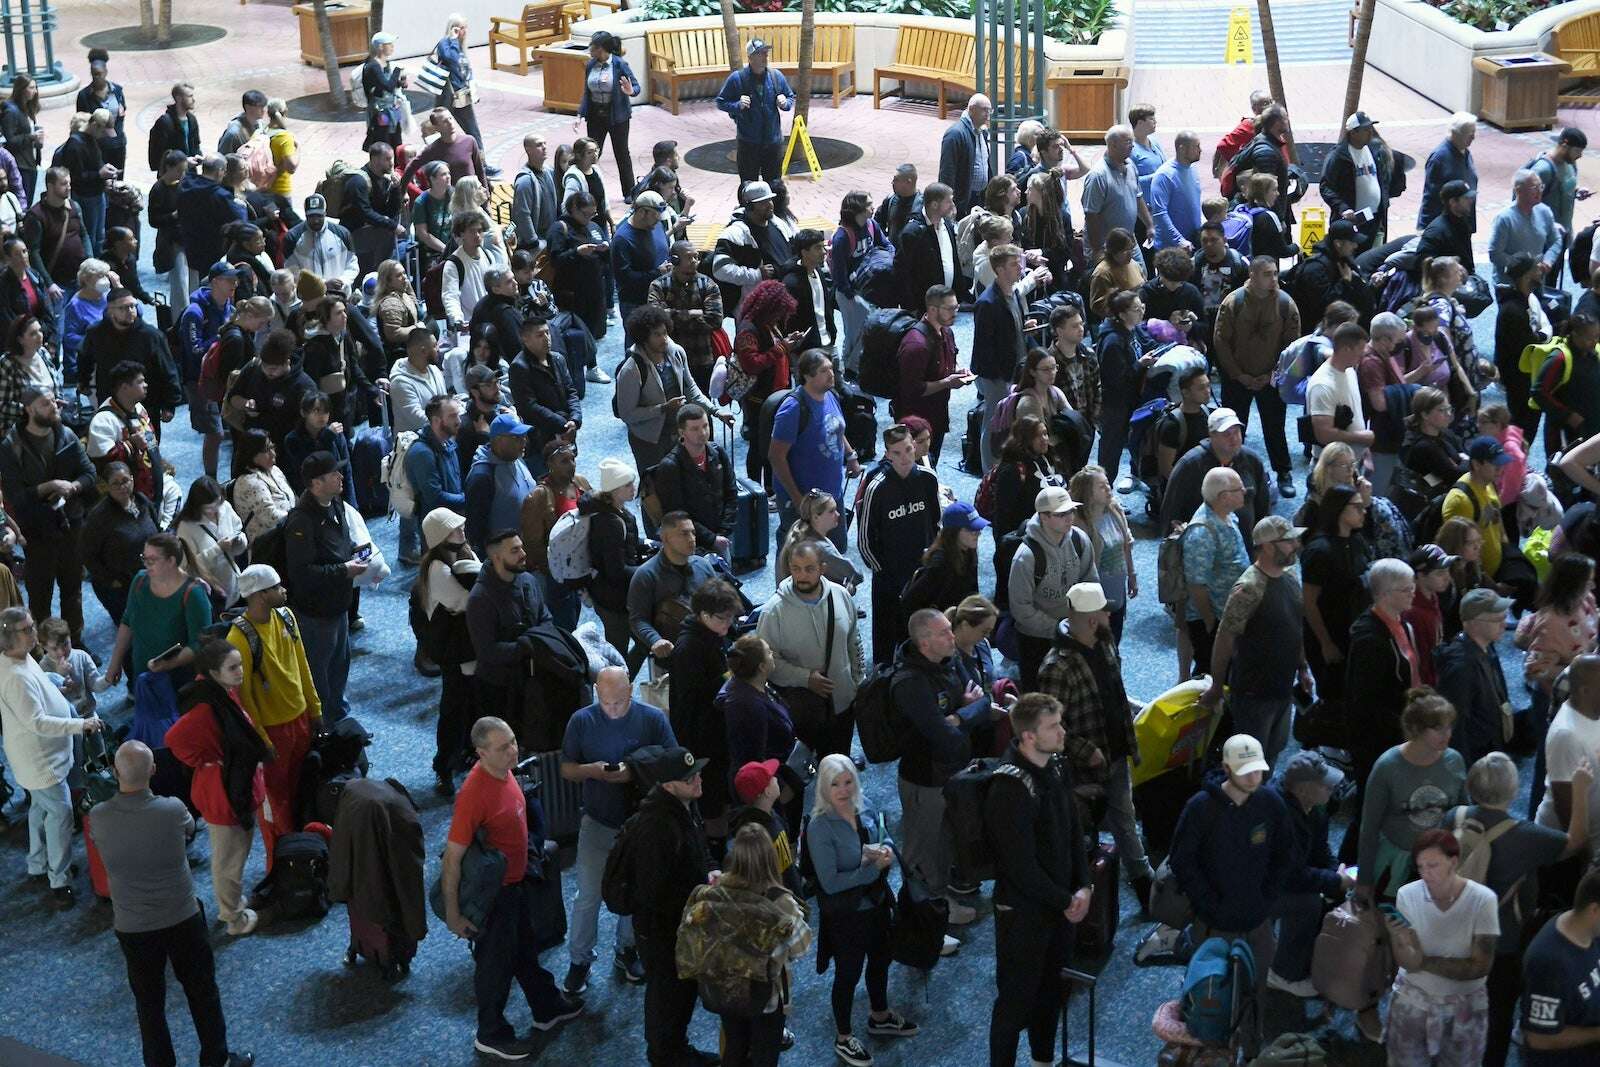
top-left (714, 66), bottom-right (793, 146)
top-left (177, 286), bottom-right (232, 383)
top-left (1168, 768), bottom-right (1292, 932)
top-left (176, 174), bottom-right (246, 274)
top-left (404, 431), bottom-right (464, 519)
top-left (463, 441), bottom-right (536, 553)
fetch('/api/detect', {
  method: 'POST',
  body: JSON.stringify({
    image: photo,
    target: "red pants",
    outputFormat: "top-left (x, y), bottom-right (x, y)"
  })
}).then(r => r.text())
top-left (260, 716), bottom-right (311, 870)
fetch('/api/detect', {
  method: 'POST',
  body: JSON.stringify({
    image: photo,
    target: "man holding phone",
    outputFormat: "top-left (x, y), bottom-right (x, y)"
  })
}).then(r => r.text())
top-left (1319, 111), bottom-right (1396, 251)
top-left (557, 666), bottom-right (676, 995)
top-left (284, 451), bottom-right (362, 723)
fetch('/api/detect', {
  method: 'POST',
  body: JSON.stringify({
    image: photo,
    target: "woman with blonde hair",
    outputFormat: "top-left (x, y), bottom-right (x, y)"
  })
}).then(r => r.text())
top-left (432, 13), bottom-right (490, 168)
top-left (775, 488), bottom-right (861, 591)
top-left (682, 823), bottom-right (811, 1067)
top-left (1072, 464), bottom-right (1135, 643)
top-left (373, 257), bottom-right (420, 353)
top-left (262, 98), bottom-right (299, 210)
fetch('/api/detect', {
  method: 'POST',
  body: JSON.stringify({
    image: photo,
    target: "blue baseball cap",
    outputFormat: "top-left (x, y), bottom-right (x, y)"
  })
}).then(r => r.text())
top-left (942, 501), bottom-right (989, 532)
top-left (1466, 435), bottom-right (1512, 467)
top-left (488, 413), bottom-right (532, 438)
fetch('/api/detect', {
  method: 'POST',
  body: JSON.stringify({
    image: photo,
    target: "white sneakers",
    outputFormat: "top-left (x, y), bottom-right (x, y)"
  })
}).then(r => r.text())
top-left (939, 934), bottom-right (960, 956)
top-left (585, 366), bottom-right (611, 384)
top-left (225, 908), bottom-right (259, 937)
top-left (1265, 969), bottom-right (1317, 998)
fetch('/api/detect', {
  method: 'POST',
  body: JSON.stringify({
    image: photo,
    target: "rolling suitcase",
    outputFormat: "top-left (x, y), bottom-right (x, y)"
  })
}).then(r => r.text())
top-left (724, 422), bottom-right (769, 570)
top-left (1075, 841), bottom-right (1119, 958)
top-left (352, 398), bottom-right (392, 518)
top-left (346, 911), bottom-right (417, 981)
top-left (834, 380), bottom-right (879, 461)
top-left (83, 811), bottom-right (111, 900)
top-left (518, 750), bottom-right (584, 845)
top-left (960, 402), bottom-right (984, 475)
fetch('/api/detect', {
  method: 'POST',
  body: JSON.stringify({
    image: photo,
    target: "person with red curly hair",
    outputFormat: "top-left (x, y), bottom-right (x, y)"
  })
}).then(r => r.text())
top-left (734, 278), bottom-right (804, 487)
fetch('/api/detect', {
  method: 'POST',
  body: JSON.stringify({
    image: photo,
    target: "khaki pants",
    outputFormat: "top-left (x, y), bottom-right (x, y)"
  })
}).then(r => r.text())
top-left (208, 822), bottom-right (252, 923)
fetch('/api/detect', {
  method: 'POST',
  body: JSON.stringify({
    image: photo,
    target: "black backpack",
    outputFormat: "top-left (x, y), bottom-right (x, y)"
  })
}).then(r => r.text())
top-left (601, 810), bottom-right (644, 916)
top-left (853, 664), bottom-right (902, 764)
top-left (251, 830), bottom-right (330, 920)
top-left (858, 309), bottom-right (928, 399)
top-left (943, 758), bottom-right (1038, 884)
top-left (250, 519), bottom-right (290, 583)
top-left (1572, 221), bottom-right (1597, 287)
top-left (1414, 475), bottom-right (1480, 545)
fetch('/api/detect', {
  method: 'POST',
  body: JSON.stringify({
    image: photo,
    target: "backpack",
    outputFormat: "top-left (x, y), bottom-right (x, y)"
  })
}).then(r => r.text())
top-left (249, 519), bottom-right (289, 579)
top-left (675, 883), bottom-right (794, 1018)
top-left (1220, 204), bottom-right (1263, 255)
top-left (197, 337), bottom-right (227, 402)
top-left (942, 758), bottom-right (1036, 884)
top-left (1157, 520), bottom-right (1223, 609)
top-left (1413, 475), bottom-right (1480, 545)
top-left (611, 351), bottom-right (647, 418)
top-left (852, 664), bottom-right (902, 763)
top-left (1452, 806), bottom-right (1526, 923)
top-left (242, 130), bottom-right (277, 191)
top-left (252, 830), bottom-right (330, 920)
top-left (1181, 936), bottom-right (1256, 1045)
top-left (859, 309), bottom-right (927, 399)
top-left (546, 509), bottom-right (596, 585)
top-left (601, 810), bottom-right (645, 915)
top-left (384, 430), bottom-right (420, 518)
top-left (972, 460), bottom-right (1021, 521)
top-left (422, 253), bottom-right (466, 322)
top-left (1274, 334), bottom-right (1329, 405)
top-left (1520, 338), bottom-right (1572, 410)
top-left (316, 159), bottom-right (354, 220)
top-left (202, 606), bottom-right (299, 682)
top-left (987, 387), bottom-right (1025, 439)
top-left (1571, 221), bottom-right (1597, 287)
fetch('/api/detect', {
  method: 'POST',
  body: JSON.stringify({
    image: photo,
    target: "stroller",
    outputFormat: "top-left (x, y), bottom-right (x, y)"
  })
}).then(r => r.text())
top-left (329, 778), bottom-right (426, 981)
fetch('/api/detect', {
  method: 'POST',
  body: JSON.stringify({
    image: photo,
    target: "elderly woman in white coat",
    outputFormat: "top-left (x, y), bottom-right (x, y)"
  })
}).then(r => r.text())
top-left (0, 606), bottom-right (104, 908)
top-left (614, 303), bottom-right (721, 487)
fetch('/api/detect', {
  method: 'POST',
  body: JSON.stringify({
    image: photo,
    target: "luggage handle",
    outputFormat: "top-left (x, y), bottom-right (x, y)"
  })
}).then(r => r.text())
top-left (1060, 967), bottom-right (1095, 1066)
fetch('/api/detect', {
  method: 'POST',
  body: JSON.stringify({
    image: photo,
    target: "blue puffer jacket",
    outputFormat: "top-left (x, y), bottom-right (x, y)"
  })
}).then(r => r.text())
top-left (177, 286), bottom-right (232, 383)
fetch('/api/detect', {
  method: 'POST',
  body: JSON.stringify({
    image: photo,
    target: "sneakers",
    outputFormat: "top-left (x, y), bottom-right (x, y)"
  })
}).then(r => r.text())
top-left (947, 878), bottom-right (980, 896)
top-left (1277, 472), bottom-right (1298, 499)
top-left (1356, 1005), bottom-right (1383, 1043)
top-left (780, 1028), bottom-right (795, 1051)
top-left (939, 934), bottom-right (960, 956)
top-left (1115, 474), bottom-right (1137, 494)
top-left (413, 652), bottom-right (441, 678)
top-left (614, 946), bottom-right (646, 983)
top-left (434, 772), bottom-right (456, 798)
top-left (945, 898), bottom-right (978, 925)
top-left (1266, 969), bottom-right (1318, 998)
top-left (473, 1035), bottom-right (533, 1060)
top-left (349, 615), bottom-right (365, 632)
top-left (562, 961), bottom-right (590, 996)
top-left (586, 366), bottom-right (612, 384)
top-left (865, 1011), bottom-right (919, 1037)
top-left (679, 1050), bottom-right (721, 1066)
top-left (834, 1035), bottom-right (873, 1066)
top-left (48, 885), bottom-right (75, 910)
top-left (225, 1054), bottom-right (255, 1067)
top-left (225, 908), bottom-right (259, 936)
top-left (529, 993), bottom-right (584, 1031)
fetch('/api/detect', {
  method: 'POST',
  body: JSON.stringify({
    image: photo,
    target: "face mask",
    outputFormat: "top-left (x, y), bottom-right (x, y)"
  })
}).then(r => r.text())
top-left (94, 277), bottom-right (111, 296)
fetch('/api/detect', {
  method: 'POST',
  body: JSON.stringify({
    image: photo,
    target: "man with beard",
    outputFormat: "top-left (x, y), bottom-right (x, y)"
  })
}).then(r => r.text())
top-left (1201, 516), bottom-right (1312, 767)
top-left (0, 387), bottom-right (96, 641)
top-left (405, 394), bottom-right (465, 524)
top-left (464, 530), bottom-right (558, 750)
top-left (79, 286), bottom-right (182, 417)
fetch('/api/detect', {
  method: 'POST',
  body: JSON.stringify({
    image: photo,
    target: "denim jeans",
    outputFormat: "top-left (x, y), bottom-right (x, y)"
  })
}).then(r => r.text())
top-left (76, 193), bottom-right (106, 256)
top-left (298, 612), bottom-right (351, 722)
top-left (569, 814), bottom-right (633, 967)
top-left (537, 572), bottom-right (581, 632)
top-left (398, 513), bottom-right (420, 562)
top-left (1269, 891), bottom-right (1325, 982)
top-left (838, 292), bottom-right (870, 376)
top-left (27, 777), bottom-right (74, 888)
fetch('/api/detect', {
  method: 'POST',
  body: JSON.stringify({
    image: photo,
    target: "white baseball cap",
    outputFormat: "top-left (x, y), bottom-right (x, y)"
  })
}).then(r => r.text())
top-left (1222, 734), bottom-right (1270, 776)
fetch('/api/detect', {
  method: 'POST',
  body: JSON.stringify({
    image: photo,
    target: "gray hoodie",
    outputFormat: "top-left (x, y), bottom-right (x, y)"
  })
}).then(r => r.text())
top-left (756, 576), bottom-right (865, 714)
top-left (1008, 515), bottom-right (1098, 639)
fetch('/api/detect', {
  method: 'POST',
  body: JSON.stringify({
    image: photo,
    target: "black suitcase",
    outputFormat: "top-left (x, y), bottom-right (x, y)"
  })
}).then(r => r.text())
top-left (518, 750), bottom-right (584, 845)
top-left (1076, 841), bottom-right (1119, 958)
top-left (960, 402), bottom-right (984, 475)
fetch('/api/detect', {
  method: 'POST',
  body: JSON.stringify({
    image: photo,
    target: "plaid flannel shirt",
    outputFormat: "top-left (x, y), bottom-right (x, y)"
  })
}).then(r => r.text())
top-left (1037, 634), bottom-right (1136, 786)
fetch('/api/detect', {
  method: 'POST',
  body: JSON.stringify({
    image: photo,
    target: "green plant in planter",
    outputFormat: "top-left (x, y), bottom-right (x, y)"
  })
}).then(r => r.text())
top-left (641, 0), bottom-right (1117, 42)
top-left (1045, 0), bottom-right (1116, 44)
top-left (642, 0), bottom-right (727, 18)
top-left (1435, 0), bottom-right (1551, 33)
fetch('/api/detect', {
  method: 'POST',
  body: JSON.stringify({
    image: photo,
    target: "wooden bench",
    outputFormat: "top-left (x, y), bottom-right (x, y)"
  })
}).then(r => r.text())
top-left (489, 1), bottom-right (571, 76)
top-left (872, 26), bottom-right (978, 119)
top-left (647, 23), bottom-right (858, 114)
top-left (1553, 9), bottom-right (1600, 105)
top-left (738, 25), bottom-right (856, 108)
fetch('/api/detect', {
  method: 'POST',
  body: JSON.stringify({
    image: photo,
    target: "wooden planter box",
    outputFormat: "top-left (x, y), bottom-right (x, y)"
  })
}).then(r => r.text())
top-left (293, 1), bottom-right (372, 69)
top-left (1048, 63), bottom-right (1130, 142)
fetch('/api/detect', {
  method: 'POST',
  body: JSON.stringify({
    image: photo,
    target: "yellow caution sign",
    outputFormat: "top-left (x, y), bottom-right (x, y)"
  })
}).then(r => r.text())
top-left (1225, 7), bottom-right (1252, 65)
top-left (1299, 206), bottom-right (1328, 257)
top-left (782, 113), bottom-right (823, 182)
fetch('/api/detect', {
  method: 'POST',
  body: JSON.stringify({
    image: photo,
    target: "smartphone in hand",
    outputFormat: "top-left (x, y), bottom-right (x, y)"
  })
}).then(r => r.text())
top-left (151, 642), bottom-right (185, 666)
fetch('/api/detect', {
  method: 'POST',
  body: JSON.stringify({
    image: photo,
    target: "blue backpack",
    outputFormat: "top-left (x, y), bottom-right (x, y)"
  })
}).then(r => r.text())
top-left (1220, 204), bottom-right (1265, 255)
top-left (1180, 936), bottom-right (1256, 1045)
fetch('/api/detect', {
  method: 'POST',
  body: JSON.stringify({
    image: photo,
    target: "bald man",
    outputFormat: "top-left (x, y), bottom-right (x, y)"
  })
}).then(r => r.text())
top-left (940, 93), bottom-right (994, 215)
top-left (90, 740), bottom-right (253, 1067)
top-left (558, 665), bottom-right (676, 993)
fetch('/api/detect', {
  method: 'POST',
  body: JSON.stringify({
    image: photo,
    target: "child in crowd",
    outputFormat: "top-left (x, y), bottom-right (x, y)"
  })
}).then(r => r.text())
top-left (1201, 195), bottom-right (1229, 225)
top-left (39, 616), bottom-right (110, 718)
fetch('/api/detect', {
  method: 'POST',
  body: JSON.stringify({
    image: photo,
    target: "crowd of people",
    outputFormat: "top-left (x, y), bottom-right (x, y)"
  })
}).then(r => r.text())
top-left (2, 24), bottom-right (1600, 1067)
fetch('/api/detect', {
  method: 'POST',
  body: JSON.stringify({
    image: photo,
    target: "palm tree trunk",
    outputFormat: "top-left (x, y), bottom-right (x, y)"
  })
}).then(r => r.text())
top-left (719, 0), bottom-right (740, 72)
top-left (370, 0), bottom-right (386, 36)
top-left (139, 0), bottom-right (155, 38)
top-left (796, 0), bottom-right (815, 121)
top-left (1344, 0), bottom-right (1376, 123)
top-left (157, 0), bottom-right (172, 45)
top-left (1256, 0), bottom-right (1293, 156)
top-left (312, 0), bottom-right (350, 105)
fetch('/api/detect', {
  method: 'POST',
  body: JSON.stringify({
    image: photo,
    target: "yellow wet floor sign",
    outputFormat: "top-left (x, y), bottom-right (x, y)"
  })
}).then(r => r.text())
top-left (782, 113), bottom-right (823, 182)
top-left (1299, 206), bottom-right (1327, 256)
top-left (1225, 7), bottom-right (1252, 64)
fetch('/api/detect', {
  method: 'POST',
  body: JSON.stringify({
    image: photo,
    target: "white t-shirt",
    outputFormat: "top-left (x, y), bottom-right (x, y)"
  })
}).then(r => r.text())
top-left (1395, 877), bottom-right (1499, 997)
top-left (1536, 701), bottom-right (1600, 856)
top-left (1349, 144), bottom-right (1382, 216)
top-left (1304, 360), bottom-right (1367, 462)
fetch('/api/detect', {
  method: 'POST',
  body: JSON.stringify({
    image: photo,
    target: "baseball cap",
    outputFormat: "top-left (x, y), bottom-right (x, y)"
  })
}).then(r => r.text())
top-left (236, 564), bottom-right (282, 599)
top-left (1066, 582), bottom-right (1107, 613)
top-left (1408, 544), bottom-right (1459, 575)
top-left (1466, 435), bottom-right (1512, 467)
top-left (747, 37), bottom-right (772, 54)
top-left (633, 190), bottom-right (667, 212)
top-left (632, 745), bottom-right (709, 785)
top-left (733, 759), bottom-right (781, 804)
top-left (206, 260), bottom-right (245, 281)
top-left (1207, 407), bottom-right (1243, 434)
top-left (741, 180), bottom-right (776, 204)
top-left (1222, 734), bottom-right (1270, 776)
top-left (1327, 219), bottom-right (1360, 242)
top-left (304, 193), bottom-right (327, 217)
top-left (1459, 588), bottom-right (1514, 622)
top-left (1281, 750), bottom-right (1344, 791)
top-left (1439, 179), bottom-right (1473, 203)
top-left (1252, 514), bottom-right (1307, 546)
top-left (1345, 110), bottom-right (1378, 131)
top-left (942, 501), bottom-right (989, 532)
top-left (488, 412), bottom-right (532, 438)
top-left (1034, 486), bottom-right (1080, 514)
top-left (301, 451), bottom-right (339, 481)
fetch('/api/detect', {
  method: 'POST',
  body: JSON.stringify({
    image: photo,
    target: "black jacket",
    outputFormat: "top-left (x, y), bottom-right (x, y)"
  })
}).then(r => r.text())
top-left (890, 640), bottom-right (971, 788)
top-left (56, 131), bottom-right (106, 199)
top-left (1235, 132), bottom-right (1291, 219)
top-left (227, 364), bottom-right (315, 450)
top-left (146, 105), bottom-right (200, 173)
top-left (80, 492), bottom-right (160, 589)
top-left (652, 440), bottom-right (736, 552)
top-left (1262, 781), bottom-right (1342, 898)
top-left (1288, 245), bottom-right (1373, 330)
top-left (464, 564), bottom-right (553, 689)
top-left (0, 424), bottom-right (96, 536)
top-left (873, 190), bottom-right (921, 247)
top-left (1158, 440), bottom-right (1272, 540)
top-left (782, 265), bottom-right (838, 352)
top-left (628, 786), bottom-right (714, 938)
top-left (284, 490), bottom-right (355, 618)
top-left (1433, 634), bottom-right (1509, 769)
top-left (1319, 139), bottom-right (1398, 241)
top-left (1345, 609), bottom-right (1415, 758)
top-left (467, 290), bottom-right (524, 366)
top-left (148, 178), bottom-right (182, 273)
top-left (857, 460), bottom-right (940, 583)
top-left (337, 166), bottom-right (404, 233)
top-left (900, 546), bottom-right (979, 621)
top-left (1494, 283), bottom-right (1543, 375)
top-left (669, 617), bottom-right (731, 817)
top-left (983, 740), bottom-right (1090, 913)
top-left (507, 347), bottom-right (580, 459)
top-left (0, 264), bottom-right (57, 345)
top-left (581, 496), bottom-right (643, 613)
top-left (895, 213), bottom-right (965, 314)
top-left (80, 319), bottom-right (182, 413)
top-left (302, 331), bottom-right (373, 431)
top-left (1416, 210), bottom-right (1475, 275)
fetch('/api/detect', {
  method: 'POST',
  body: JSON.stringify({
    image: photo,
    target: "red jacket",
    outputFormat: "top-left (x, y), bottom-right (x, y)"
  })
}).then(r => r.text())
top-left (164, 693), bottom-right (266, 827)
